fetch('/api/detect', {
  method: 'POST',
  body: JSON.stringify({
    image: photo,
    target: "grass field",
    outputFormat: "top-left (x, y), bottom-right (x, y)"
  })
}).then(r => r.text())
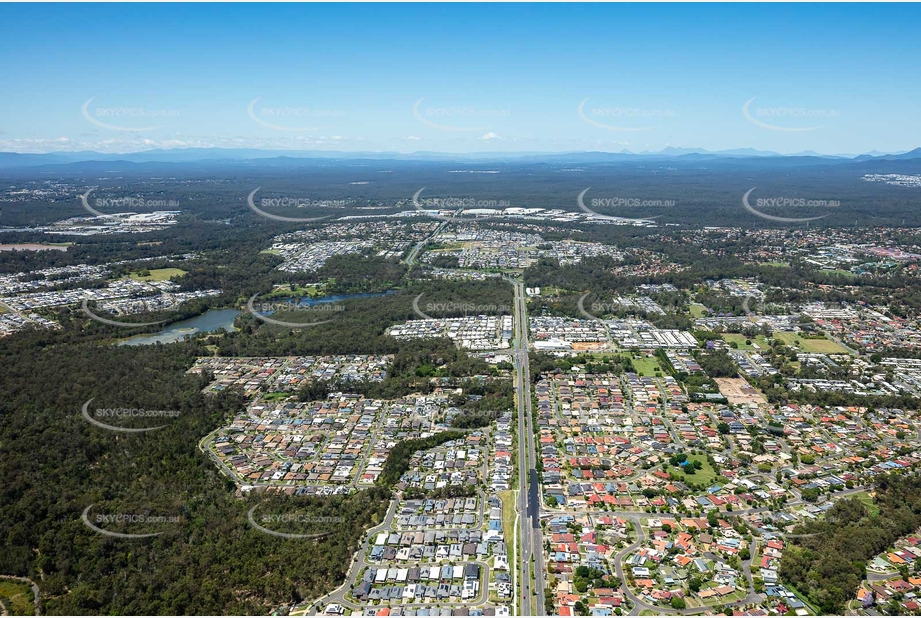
top-left (428, 242), bottom-right (467, 252)
top-left (498, 490), bottom-right (517, 545)
top-left (264, 284), bottom-right (324, 299)
top-left (800, 338), bottom-right (850, 354)
top-left (689, 303), bottom-right (707, 318)
top-left (128, 267), bottom-right (187, 281)
top-left (774, 332), bottom-right (849, 354)
top-left (761, 261), bottom-right (790, 268)
top-left (682, 454), bottom-right (719, 486)
top-left (0, 580), bottom-right (35, 615)
top-left (0, 304), bottom-right (8, 314)
top-left (774, 332), bottom-right (799, 346)
top-left (260, 392), bottom-right (292, 402)
top-left (539, 286), bottom-right (566, 297)
top-left (820, 268), bottom-right (858, 279)
top-left (854, 490), bottom-right (880, 517)
top-left (721, 333), bottom-right (771, 351)
top-left (630, 355), bottom-right (663, 377)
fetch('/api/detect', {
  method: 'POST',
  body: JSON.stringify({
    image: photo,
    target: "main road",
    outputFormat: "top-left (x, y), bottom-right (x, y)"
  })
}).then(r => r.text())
top-left (508, 276), bottom-right (546, 616)
top-left (405, 220), bottom-right (448, 267)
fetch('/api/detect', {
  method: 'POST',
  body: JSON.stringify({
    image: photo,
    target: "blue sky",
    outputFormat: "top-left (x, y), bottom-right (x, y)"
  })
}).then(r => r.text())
top-left (1, 3), bottom-right (919, 155)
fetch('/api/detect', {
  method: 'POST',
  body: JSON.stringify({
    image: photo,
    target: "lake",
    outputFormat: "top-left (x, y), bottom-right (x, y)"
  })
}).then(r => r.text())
top-left (117, 291), bottom-right (394, 346)
top-left (118, 309), bottom-right (241, 346)
top-left (270, 290), bottom-right (395, 307)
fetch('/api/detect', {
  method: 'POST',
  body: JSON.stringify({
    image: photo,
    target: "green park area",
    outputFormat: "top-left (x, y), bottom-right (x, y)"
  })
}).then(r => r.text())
top-left (820, 268), bottom-right (858, 279)
top-left (854, 490), bottom-right (881, 517)
top-left (774, 332), bottom-right (849, 354)
top-left (672, 454), bottom-right (719, 486)
top-left (626, 354), bottom-right (663, 377)
top-left (721, 333), bottom-right (771, 351)
top-left (128, 267), bottom-right (187, 281)
top-left (0, 580), bottom-right (35, 615)
top-left (688, 454), bottom-right (719, 485)
top-left (264, 284), bottom-right (325, 299)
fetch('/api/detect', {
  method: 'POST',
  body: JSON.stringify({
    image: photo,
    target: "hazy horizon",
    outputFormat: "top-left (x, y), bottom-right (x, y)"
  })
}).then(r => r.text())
top-left (1, 145), bottom-right (918, 159)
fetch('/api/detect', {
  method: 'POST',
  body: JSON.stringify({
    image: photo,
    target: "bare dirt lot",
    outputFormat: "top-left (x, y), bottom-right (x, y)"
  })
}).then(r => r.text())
top-left (715, 377), bottom-right (767, 405)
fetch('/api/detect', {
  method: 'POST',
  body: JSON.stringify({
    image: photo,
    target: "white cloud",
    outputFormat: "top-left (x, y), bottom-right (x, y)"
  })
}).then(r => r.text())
top-left (480, 132), bottom-right (500, 141)
top-left (406, 136), bottom-right (422, 141)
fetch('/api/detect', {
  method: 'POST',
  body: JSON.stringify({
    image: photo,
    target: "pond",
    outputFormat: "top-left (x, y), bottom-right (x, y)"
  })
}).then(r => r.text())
top-left (116, 291), bottom-right (395, 346)
top-left (267, 290), bottom-right (395, 307)
top-left (118, 308), bottom-right (241, 346)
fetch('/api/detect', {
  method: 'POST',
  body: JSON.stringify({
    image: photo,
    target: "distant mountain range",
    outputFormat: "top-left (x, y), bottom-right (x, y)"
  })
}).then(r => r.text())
top-left (0, 146), bottom-right (919, 169)
top-left (853, 148), bottom-right (921, 161)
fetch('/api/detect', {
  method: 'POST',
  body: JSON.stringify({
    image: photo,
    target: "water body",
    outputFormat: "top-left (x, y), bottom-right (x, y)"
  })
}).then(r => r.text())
top-left (270, 290), bottom-right (395, 307)
top-left (117, 291), bottom-right (393, 346)
top-left (118, 309), bottom-right (241, 346)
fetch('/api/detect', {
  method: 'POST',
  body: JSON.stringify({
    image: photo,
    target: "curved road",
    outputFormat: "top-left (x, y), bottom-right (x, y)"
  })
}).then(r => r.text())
top-left (614, 518), bottom-right (761, 616)
top-left (302, 490), bottom-right (497, 615)
top-left (303, 499), bottom-right (398, 614)
top-left (561, 485), bottom-right (869, 616)
top-left (0, 575), bottom-right (40, 616)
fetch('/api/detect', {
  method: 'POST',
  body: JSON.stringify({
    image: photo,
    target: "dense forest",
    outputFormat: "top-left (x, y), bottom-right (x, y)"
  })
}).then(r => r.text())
top-left (528, 351), bottom-right (638, 380)
top-left (4, 155), bottom-right (921, 233)
top-left (218, 276), bottom-right (514, 359)
top-left (780, 473), bottom-right (921, 614)
top-left (0, 325), bottom-right (396, 614)
top-left (0, 249), bottom-right (517, 614)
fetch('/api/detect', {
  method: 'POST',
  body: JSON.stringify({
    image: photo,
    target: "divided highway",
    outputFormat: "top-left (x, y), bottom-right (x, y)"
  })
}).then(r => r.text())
top-left (508, 277), bottom-right (546, 615)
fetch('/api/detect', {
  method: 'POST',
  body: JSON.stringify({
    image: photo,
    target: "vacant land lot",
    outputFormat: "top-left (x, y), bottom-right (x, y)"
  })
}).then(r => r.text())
top-left (265, 284), bottom-right (323, 299)
top-left (715, 377), bottom-right (767, 405)
top-left (128, 267), bottom-right (187, 281)
top-left (819, 268), bottom-right (858, 279)
top-left (721, 333), bottom-right (770, 351)
top-left (853, 490), bottom-right (881, 517)
top-left (774, 332), bottom-right (849, 354)
top-left (684, 454), bottom-right (719, 486)
top-left (630, 354), bottom-right (663, 377)
top-left (499, 491), bottom-right (516, 534)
